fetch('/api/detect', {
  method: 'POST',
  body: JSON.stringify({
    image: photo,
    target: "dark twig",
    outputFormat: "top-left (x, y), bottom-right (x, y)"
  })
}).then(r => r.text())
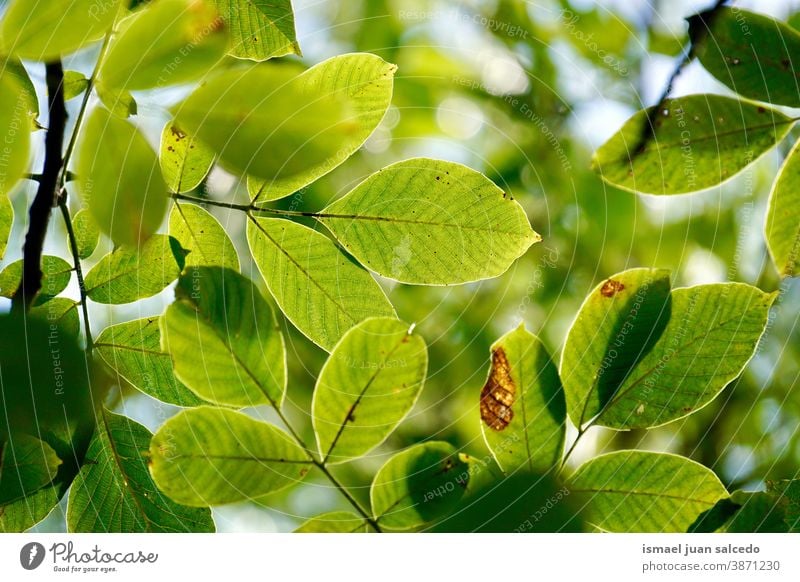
top-left (632, 0), bottom-right (728, 156)
top-left (12, 62), bottom-right (67, 310)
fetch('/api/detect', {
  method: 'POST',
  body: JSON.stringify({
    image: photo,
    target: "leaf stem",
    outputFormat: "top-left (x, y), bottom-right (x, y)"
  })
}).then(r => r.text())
top-left (58, 200), bottom-right (94, 351)
top-left (560, 424), bottom-right (591, 472)
top-left (57, 16), bottom-right (116, 189)
top-left (313, 461), bottom-right (381, 532)
top-left (170, 192), bottom-right (319, 218)
top-left (268, 399), bottom-right (381, 531)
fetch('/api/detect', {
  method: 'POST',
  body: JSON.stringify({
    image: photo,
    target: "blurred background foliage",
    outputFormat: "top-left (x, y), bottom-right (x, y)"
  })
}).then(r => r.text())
top-left (3, 0), bottom-right (799, 531)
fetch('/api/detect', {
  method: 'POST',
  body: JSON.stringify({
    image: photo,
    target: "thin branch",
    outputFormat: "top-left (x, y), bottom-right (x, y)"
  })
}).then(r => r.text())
top-left (58, 200), bottom-right (94, 351)
top-left (560, 424), bottom-right (591, 472)
top-left (12, 62), bottom-right (67, 310)
top-left (57, 27), bottom-right (114, 189)
top-left (632, 0), bottom-right (728, 156)
top-left (269, 397), bottom-right (382, 531)
top-left (313, 461), bottom-right (381, 532)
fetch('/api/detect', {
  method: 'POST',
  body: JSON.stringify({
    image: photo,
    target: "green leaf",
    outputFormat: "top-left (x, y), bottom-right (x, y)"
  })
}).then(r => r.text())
top-left (29, 298), bottom-right (80, 337)
top-left (0, 0), bottom-right (122, 60)
top-left (568, 451), bottom-right (728, 532)
top-left (149, 407), bottom-right (312, 506)
top-left (99, 0), bottom-right (227, 93)
top-left (295, 511), bottom-right (370, 533)
top-left (0, 311), bottom-right (96, 456)
top-left (313, 317), bottom-right (428, 464)
top-left (370, 441), bottom-right (468, 530)
top-left (96, 84), bottom-right (138, 119)
top-left (210, 0), bottom-right (300, 61)
top-left (247, 53), bottom-right (396, 203)
top-left (68, 411), bottom-right (214, 532)
top-left (480, 325), bottom-right (565, 474)
top-left (432, 473), bottom-right (584, 532)
top-left (77, 107), bottom-right (167, 246)
top-left (247, 217), bottom-right (395, 351)
top-left (691, 491), bottom-right (790, 533)
top-left (175, 62), bottom-right (365, 184)
top-left (318, 158), bottom-right (540, 285)
top-left (84, 235), bottom-right (181, 304)
top-left (95, 317), bottom-right (205, 407)
top-left (72, 209), bottom-right (100, 260)
top-left (594, 283), bottom-right (774, 429)
top-left (592, 95), bottom-right (793, 195)
top-left (1, 57), bottom-right (39, 127)
top-left (691, 8), bottom-right (800, 108)
top-left (768, 480), bottom-right (800, 532)
top-left (1, 195), bottom-right (13, 261)
top-left (0, 436), bottom-right (61, 505)
top-left (766, 141), bottom-right (800, 277)
top-left (161, 266), bottom-right (286, 407)
top-left (160, 122), bottom-right (215, 194)
top-left (0, 255), bottom-right (73, 302)
top-left (63, 70), bottom-right (89, 101)
top-left (169, 203), bottom-right (239, 270)
top-left (0, 74), bottom-right (31, 197)
top-left (0, 483), bottom-right (63, 532)
top-left (561, 268), bottom-right (672, 428)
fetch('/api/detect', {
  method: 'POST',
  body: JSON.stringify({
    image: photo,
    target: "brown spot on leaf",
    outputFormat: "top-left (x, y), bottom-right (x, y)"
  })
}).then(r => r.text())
top-left (170, 125), bottom-right (187, 139)
top-left (600, 279), bottom-right (625, 297)
top-left (480, 347), bottom-right (515, 431)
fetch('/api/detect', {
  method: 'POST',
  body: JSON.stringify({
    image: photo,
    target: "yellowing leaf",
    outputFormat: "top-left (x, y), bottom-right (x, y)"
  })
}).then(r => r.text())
top-left (77, 107), bottom-right (168, 246)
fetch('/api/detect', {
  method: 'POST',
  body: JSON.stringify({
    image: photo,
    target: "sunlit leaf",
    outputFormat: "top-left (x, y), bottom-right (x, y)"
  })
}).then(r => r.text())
top-left (371, 441), bottom-right (468, 530)
top-left (568, 451), bottom-right (728, 532)
top-left (313, 317), bottom-right (427, 464)
top-left (592, 95), bottom-right (793, 194)
top-left (77, 107), bottom-right (168, 245)
top-left (0, 255), bottom-right (73, 302)
top-left (319, 158), bottom-right (540, 285)
top-left (63, 70), bottom-right (89, 101)
top-left (0, 483), bottom-right (64, 532)
top-left (68, 411), bottom-right (214, 532)
top-left (247, 216), bottom-right (395, 351)
top-left (95, 317), bottom-right (205, 407)
top-left (0, 74), bottom-right (31, 197)
top-left (96, 84), bottom-right (138, 119)
top-left (98, 0), bottom-right (227, 92)
top-left (72, 209), bottom-right (100, 260)
top-left (210, 0), bottom-right (299, 61)
top-left (161, 266), bottom-right (286, 407)
top-left (247, 53), bottom-right (396, 203)
top-left (149, 407), bottom-right (312, 506)
top-left (295, 511), bottom-right (371, 533)
top-left (1, 57), bottom-right (39, 127)
top-left (561, 268), bottom-right (672, 428)
top-left (480, 324), bottom-right (565, 474)
top-left (0, 0), bottom-right (122, 60)
top-left (766, 140), bottom-right (800, 277)
top-left (174, 63), bottom-right (353, 183)
top-left (0, 195), bottom-right (10, 261)
top-left (0, 436), bottom-right (61, 505)
top-left (84, 235), bottom-right (182, 304)
top-left (691, 7), bottom-right (800, 107)
top-left (160, 122), bottom-right (215, 194)
top-left (594, 283), bottom-right (774, 429)
top-left (169, 203), bottom-right (238, 270)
